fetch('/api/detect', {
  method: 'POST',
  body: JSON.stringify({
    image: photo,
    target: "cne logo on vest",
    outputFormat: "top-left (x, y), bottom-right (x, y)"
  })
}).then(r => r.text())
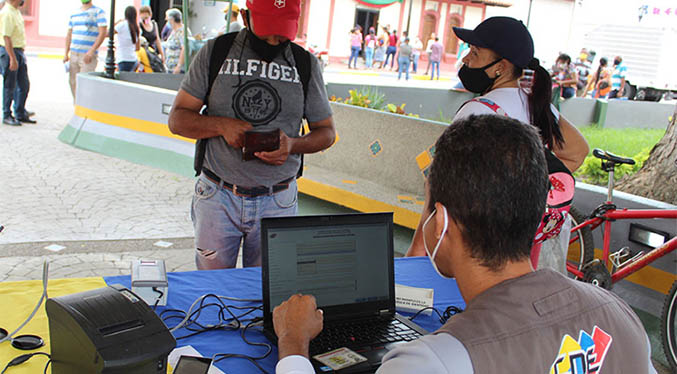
top-left (549, 326), bottom-right (612, 374)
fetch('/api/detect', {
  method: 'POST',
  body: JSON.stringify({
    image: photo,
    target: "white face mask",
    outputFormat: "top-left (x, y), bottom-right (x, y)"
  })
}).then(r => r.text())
top-left (422, 205), bottom-right (451, 279)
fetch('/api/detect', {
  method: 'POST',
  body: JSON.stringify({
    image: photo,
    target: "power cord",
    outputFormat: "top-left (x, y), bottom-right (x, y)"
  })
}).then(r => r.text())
top-left (0, 352), bottom-right (50, 374)
top-left (408, 305), bottom-right (464, 324)
top-left (0, 259), bottom-right (49, 345)
top-left (213, 319), bottom-right (271, 374)
top-left (152, 287), bottom-right (164, 309)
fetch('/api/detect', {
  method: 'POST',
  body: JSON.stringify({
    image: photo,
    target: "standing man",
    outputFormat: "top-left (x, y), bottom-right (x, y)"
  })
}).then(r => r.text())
top-left (64, 0), bottom-right (107, 99)
top-left (169, 0), bottom-right (335, 270)
top-left (0, 0), bottom-right (34, 125)
top-left (429, 36), bottom-right (442, 80)
top-left (272, 115), bottom-right (656, 374)
top-left (608, 55), bottom-right (627, 99)
top-left (218, 4), bottom-right (243, 35)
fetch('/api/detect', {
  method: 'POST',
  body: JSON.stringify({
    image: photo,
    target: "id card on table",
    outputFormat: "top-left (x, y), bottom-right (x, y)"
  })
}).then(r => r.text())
top-left (312, 347), bottom-right (368, 370)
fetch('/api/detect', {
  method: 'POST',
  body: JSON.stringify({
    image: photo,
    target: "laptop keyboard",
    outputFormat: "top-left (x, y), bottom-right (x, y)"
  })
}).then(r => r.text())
top-left (309, 318), bottom-right (422, 356)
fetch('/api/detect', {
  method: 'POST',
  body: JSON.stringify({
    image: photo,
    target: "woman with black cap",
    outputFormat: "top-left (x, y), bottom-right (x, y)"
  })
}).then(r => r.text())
top-left (406, 17), bottom-right (589, 271)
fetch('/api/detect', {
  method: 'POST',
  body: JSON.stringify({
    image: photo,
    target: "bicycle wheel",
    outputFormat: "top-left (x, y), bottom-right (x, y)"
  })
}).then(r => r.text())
top-left (661, 280), bottom-right (677, 371)
top-left (567, 206), bottom-right (594, 278)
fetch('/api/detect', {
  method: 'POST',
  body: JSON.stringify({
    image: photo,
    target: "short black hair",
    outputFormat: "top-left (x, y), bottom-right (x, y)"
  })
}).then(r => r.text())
top-left (428, 115), bottom-right (549, 271)
top-left (557, 53), bottom-right (571, 64)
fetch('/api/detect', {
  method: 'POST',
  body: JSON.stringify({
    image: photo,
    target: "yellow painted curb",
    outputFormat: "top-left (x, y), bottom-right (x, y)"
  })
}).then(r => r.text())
top-left (297, 177), bottom-right (420, 230)
top-left (37, 53), bottom-right (64, 60)
top-left (74, 105), bottom-right (195, 143)
top-left (592, 249), bottom-right (676, 295)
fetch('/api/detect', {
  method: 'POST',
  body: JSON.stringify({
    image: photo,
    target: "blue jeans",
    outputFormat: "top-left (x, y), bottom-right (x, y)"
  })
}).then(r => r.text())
top-left (365, 47), bottom-right (374, 68)
top-left (430, 61), bottom-right (440, 80)
top-left (398, 58), bottom-right (410, 80)
top-left (117, 61), bottom-right (137, 72)
top-left (0, 47), bottom-right (29, 119)
top-left (561, 86), bottom-right (575, 99)
top-left (412, 53), bottom-right (420, 73)
top-left (191, 174), bottom-right (298, 269)
top-left (385, 46), bottom-right (397, 68)
top-left (348, 46), bottom-right (360, 68)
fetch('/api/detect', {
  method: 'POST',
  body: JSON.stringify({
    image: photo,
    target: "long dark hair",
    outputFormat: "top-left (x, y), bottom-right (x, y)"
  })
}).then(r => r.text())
top-left (594, 57), bottom-right (608, 85)
top-left (125, 6), bottom-right (139, 44)
top-left (513, 58), bottom-right (564, 150)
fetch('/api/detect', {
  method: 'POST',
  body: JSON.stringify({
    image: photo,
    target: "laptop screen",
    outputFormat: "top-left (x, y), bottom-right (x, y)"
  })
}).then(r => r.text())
top-left (262, 213), bottom-right (395, 326)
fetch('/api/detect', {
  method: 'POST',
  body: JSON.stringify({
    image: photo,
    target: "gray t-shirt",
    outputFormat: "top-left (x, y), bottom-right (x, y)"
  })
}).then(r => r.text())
top-left (180, 30), bottom-right (332, 187)
top-left (399, 43), bottom-right (412, 59)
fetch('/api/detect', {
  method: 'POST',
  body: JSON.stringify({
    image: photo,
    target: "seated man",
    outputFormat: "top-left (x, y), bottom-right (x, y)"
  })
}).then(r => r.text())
top-left (272, 114), bottom-right (657, 373)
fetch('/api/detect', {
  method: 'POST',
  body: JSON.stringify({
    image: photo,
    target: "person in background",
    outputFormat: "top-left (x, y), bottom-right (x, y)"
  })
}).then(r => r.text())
top-left (114, 6), bottom-right (140, 72)
top-left (407, 16), bottom-right (589, 274)
top-left (272, 115), bottom-right (656, 374)
top-left (584, 57), bottom-right (611, 98)
top-left (411, 36), bottom-right (422, 74)
top-left (551, 53), bottom-right (578, 99)
top-left (384, 28), bottom-right (398, 70)
top-left (138, 6), bottom-right (164, 64)
top-left (164, 8), bottom-right (189, 74)
top-left (397, 37), bottom-right (412, 81)
top-left (161, 21), bottom-right (172, 41)
top-left (64, 0), bottom-right (107, 100)
top-left (608, 55), bottom-right (627, 99)
top-left (364, 27), bottom-right (376, 69)
top-left (218, 4), bottom-right (243, 35)
top-left (424, 32), bottom-right (436, 75)
top-left (0, 0), bottom-right (33, 125)
top-left (429, 37), bottom-right (443, 80)
top-left (373, 36), bottom-right (386, 69)
top-left (348, 27), bottom-right (362, 69)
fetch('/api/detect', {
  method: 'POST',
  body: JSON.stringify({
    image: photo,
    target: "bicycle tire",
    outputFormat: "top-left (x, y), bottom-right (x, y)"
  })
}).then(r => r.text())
top-left (661, 280), bottom-right (677, 371)
top-left (567, 206), bottom-right (595, 278)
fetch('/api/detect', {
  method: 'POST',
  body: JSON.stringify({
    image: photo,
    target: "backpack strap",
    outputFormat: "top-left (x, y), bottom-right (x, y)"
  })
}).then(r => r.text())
top-left (460, 97), bottom-right (509, 117)
top-left (289, 42), bottom-right (312, 178)
top-left (193, 32), bottom-right (238, 176)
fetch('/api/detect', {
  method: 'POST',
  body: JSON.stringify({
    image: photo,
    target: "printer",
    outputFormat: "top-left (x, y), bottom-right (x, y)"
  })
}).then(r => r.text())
top-left (46, 285), bottom-right (176, 374)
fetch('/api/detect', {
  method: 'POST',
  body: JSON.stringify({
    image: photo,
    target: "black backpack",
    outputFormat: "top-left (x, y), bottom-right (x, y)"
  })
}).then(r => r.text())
top-left (146, 47), bottom-right (166, 73)
top-left (193, 31), bottom-right (312, 178)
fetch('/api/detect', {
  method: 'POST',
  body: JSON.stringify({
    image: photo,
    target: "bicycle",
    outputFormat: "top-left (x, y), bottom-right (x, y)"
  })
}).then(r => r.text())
top-left (566, 148), bottom-right (677, 371)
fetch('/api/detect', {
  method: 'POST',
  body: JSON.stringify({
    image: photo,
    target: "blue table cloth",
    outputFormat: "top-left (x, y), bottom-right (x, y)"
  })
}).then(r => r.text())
top-left (104, 257), bottom-right (465, 373)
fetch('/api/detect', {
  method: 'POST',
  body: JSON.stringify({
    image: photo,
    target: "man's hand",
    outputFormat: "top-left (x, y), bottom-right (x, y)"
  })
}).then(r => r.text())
top-left (220, 118), bottom-right (252, 148)
top-left (255, 130), bottom-right (293, 165)
top-left (172, 65), bottom-right (181, 74)
top-left (63, 54), bottom-right (70, 63)
top-left (273, 294), bottom-right (324, 359)
top-left (9, 57), bottom-right (18, 72)
top-left (84, 51), bottom-right (95, 64)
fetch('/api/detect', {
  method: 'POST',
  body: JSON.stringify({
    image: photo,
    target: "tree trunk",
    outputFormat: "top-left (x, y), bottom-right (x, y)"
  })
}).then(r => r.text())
top-left (615, 102), bottom-right (677, 205)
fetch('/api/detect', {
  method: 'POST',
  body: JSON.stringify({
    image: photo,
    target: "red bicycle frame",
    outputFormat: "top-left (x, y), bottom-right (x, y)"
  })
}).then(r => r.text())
top-left (567, 208), bottom-right (677, 282)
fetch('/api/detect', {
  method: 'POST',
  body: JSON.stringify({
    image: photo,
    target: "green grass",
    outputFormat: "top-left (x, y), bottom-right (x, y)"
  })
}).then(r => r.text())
top-left (579, 125), bottom-right (665, 157)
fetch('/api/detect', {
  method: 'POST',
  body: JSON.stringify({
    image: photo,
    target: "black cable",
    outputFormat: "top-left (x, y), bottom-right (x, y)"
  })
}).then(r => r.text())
top-left (152, 287), bottom-right (164, 310)
top-left (408, 305), bottom-right (464, 324)
top-left (1, 352), bottom-right (50, 374)
top-left (43, 360), bottom-right (50, 374)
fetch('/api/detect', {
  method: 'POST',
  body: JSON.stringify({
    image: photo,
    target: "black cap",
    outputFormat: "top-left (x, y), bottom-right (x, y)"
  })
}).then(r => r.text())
top-left (453, 17), bottom-right (534, 68)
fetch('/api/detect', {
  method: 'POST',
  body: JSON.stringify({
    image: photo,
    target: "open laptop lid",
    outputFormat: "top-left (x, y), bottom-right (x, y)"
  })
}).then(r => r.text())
top-left (261, 213), bottom-right (395, 333)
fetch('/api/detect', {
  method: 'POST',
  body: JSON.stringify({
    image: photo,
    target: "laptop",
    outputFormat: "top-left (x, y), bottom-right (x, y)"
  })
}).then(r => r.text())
top-left (261, 213), bottom-right (427, 373)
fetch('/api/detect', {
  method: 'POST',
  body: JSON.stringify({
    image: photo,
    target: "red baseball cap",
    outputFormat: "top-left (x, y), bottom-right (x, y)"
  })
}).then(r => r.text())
top-left (246, 0), bottom-right (301, 41)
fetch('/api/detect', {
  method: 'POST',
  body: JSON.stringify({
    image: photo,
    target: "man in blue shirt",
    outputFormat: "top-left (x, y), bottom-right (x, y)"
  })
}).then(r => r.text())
top-left (64, 0), bottom-right (107, 99)
top-left (608, 55), bottom-right (627, 99)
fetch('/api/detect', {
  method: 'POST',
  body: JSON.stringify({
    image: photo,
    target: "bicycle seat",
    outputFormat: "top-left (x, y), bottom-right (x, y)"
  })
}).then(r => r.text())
top-left (592, 149), bottom-right (636, 165)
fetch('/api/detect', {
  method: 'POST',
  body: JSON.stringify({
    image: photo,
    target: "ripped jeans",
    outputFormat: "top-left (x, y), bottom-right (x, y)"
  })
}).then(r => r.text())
top-left (191, 174), bottom-right (298, 269)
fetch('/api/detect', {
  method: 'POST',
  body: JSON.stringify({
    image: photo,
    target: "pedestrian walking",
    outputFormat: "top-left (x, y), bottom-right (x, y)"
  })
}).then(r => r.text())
top-left (429, 37), bottom-right (443, 80)
top-left (163, 8), bottom-right (190, 74)
top-left (397, 37), bottom-right (412, 80)
top-left (64, 0), bottom-right (107, 99)
top-left (0, 0), bottom-right (33, 125)
top-left (139, 6), bottom-right (165, 64)
top-left (608, 56), bottom-right (627, 99)
top-left (424, 32), bottom-right (435, 75)
top-left (373, 37), bottom-right (386, 69)
top-left (384, 29), bottom-right (398, 69)
top-left (168, 0), bottom-right (336, 270)
top-left (411, 36), bottom-right (422, 73)
top-left (114, 6), bottom-right (140, 72)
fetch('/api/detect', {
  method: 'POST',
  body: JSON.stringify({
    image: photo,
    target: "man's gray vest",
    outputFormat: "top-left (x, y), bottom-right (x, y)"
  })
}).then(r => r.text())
top-left (436, 270), bottom-right (650, 373)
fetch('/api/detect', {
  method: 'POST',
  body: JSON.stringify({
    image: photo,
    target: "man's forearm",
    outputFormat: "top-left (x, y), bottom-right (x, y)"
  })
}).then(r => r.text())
top-left (168, 108), bottom-right (228, 139)
top-left (290, 126), bottom-right (335, 155)
top-left (3, 36), bottom-right (15, 59)
top-left (64, 32), bottom-right (72, 56)
top-left (89, 28), bottom-right (107, 54)
top-left (278, 336), bottom-right (310, 360)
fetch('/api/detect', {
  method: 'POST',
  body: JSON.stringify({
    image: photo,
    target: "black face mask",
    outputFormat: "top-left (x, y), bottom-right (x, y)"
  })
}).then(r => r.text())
top-left (246, 29), bottom-right (289, 63)
top-left (613, 58), bottom-right (621, 66)
top-left (457, 59), bottom-right (502, 94)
